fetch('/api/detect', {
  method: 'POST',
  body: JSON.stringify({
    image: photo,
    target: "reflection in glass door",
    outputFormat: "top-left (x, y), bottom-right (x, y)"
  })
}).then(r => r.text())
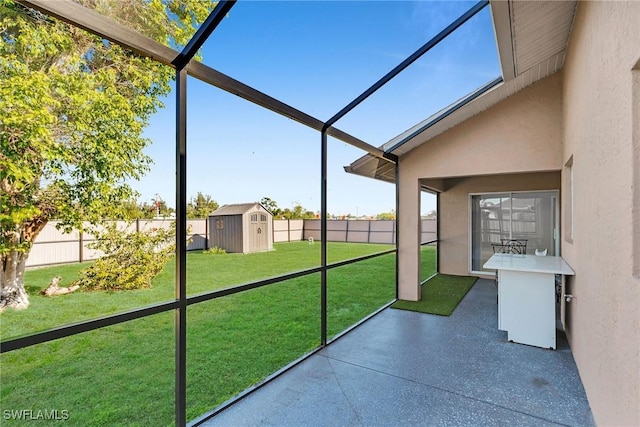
top-left (470, 191), bottom-right (558, 273)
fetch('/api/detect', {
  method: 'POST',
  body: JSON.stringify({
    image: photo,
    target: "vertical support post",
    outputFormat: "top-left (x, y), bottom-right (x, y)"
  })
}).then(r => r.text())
top-left (436, 192), bottom-right (440, 274)
top-left (78, 229), bottom-right (83, 263)
top-left (395, 162), bottom-right (400, 300)
top-left (345, 217), bottom-right (349, 243)
top-left (205, 217), bottom-right (209, 250)
top-left (320, 131), bottom-right (328, 346)
top-left (175, 68), bottom-right (188, 427)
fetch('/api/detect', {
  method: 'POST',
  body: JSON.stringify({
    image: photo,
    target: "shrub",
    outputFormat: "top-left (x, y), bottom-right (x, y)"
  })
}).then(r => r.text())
top-left (74, 222), bottom-right (175, 291)
top-left (203, 246), bottom-right (226, 255)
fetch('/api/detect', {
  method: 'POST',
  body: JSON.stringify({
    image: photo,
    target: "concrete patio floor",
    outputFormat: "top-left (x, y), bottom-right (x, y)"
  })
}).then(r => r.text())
top-left (199, 279), bottom-right (594, 426)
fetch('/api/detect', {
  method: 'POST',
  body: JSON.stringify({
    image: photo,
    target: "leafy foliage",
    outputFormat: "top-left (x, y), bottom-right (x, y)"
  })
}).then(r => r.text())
top-left (118, 197), bottom-right (175, 219)
top-left (187, 192), bottom-right (219, 218)
top-left (0, 0), bottom-right (215, 306)
top-left (73, 223), bottom-right (175, 291)
top-left (203, 246), bottom-right (226, 255)
top-left (260, 197), bottom-right (316, 219)
top-left (260, 197), bottom-right (281, 217)
top-left (376, 210), bottom-right (396, 220)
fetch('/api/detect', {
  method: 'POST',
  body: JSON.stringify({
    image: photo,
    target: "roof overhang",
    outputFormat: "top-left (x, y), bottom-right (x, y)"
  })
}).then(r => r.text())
top-left (346, 0), bottom-right (578, 184)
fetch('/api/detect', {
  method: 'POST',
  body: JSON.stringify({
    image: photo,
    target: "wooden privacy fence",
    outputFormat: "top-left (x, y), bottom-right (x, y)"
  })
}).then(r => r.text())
top-left (26, 218), bottom-right (436, 267)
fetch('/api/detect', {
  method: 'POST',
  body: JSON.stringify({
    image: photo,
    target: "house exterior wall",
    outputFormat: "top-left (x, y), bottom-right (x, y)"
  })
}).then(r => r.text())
top-left (561, 2), bottom-right (640, 424)
top-left (398, 74), bottom-right (563, 300)
top-left (437, 173), bottom-right (560, 276)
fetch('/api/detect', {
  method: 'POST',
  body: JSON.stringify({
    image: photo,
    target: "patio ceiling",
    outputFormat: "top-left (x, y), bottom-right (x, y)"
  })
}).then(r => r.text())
top-left (346, 0), bottom-right (578, 184)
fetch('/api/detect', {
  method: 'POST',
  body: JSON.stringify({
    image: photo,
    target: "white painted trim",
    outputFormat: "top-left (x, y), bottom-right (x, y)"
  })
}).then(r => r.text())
top-left (490, 0), bottom-right (516, 81)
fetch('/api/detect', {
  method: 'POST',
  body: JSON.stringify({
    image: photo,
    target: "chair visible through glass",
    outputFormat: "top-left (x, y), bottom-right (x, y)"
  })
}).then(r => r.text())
top-left (493, 239), bottom-right (528, 254)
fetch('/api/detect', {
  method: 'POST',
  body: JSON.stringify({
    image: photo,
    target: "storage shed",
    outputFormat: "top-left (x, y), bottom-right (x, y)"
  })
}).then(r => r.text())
top-left (208, 203), bottom-right (273, 254)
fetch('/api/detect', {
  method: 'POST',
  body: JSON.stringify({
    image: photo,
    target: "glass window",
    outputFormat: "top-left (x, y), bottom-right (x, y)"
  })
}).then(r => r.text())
top-left (471, 192), bottom-right (558, 273)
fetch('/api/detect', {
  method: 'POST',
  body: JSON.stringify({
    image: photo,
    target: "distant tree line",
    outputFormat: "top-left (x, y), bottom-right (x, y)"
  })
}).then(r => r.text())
top-left (117, 194), bottom-right (415, 221)
top-left (260, 197), bottom-right (316, 220)
top-left (119, 192), bottom-right (219, 219)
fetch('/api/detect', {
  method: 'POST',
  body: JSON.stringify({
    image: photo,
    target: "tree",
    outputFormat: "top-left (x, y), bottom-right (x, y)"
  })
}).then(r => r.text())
top-left (260, 197), bottom-right (281, 217)
top-left (422, 210), bottom-right (437, 219)
top-left (73, 222), bottom-right (175, 291)
top-left (187, 192), bottom-right (218, 218)
top-left (377, 210), bottom-right (396, 221)
top-left (0, 0), bottom-right (214, 310)
top-left (281, 202), bottom-right (316, 220)
top-left (119, 199), bottom-right (146, 220)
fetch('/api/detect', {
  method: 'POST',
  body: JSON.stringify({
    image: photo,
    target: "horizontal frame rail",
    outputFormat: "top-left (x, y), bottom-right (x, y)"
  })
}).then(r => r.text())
top-left (0, 300), bottom-right (179, 353)
top-left (325, 0), bottom-right (489, 131)
top-left (1, 248), bottom-right (396, 354)
top-left (421, 239), bottom-right (438, 246)
top-left (190, 296), bottom-right (397, 427)
top-left (18, 0), bottom-right (391, 163)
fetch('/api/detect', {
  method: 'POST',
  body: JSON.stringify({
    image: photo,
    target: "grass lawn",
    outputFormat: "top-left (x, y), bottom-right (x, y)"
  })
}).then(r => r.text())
top-left (0, 242), bottom-right (436, 426)
top-left (421, 244), bottom-right (437, 282)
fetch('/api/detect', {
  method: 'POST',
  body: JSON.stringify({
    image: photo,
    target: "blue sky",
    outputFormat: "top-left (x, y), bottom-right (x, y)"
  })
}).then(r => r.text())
top-left (137, 1), bottom-right (501, 216)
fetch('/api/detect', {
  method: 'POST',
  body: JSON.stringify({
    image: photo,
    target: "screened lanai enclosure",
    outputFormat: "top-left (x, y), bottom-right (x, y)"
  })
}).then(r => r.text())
top-left (1, 1), bottom-right (508, 425)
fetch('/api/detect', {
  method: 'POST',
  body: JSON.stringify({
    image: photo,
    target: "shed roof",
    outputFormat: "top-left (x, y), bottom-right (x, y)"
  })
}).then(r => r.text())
top-left (209, 203), bottom-right (267, 216)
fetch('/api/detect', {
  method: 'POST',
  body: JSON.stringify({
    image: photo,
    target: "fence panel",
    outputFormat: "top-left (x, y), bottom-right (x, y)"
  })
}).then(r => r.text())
top-left (27, 218), bottom-right (434, 267)
top-left (288, 220), bottom-right (304, 241)
top-left (346, 220), bottom-right (369, 243)
top-left (303, 220), bottom-right (398, 245)
top-left (303, 219), bottom-right (320, 242)
top-left (26, 221), bottom-right (81, 267)
top-left (421, 219), bottom-right (437, 244)
top-left (369, 220), bottom-right (396, 244)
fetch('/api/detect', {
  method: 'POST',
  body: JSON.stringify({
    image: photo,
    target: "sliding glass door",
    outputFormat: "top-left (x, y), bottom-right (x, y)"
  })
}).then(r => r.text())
top-left (470, 191), bottom-right (558, 273)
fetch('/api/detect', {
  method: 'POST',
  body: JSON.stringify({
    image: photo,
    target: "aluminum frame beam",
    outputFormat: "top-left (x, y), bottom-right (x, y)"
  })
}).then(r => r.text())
top-left (325, 0), bottom-right (489, 130)
top-left (172, 0), bottom-right (237, 69)
top-left (18, 0), bottom-right (392, 163)
top-left (174, 67), bottom-right (188, 427)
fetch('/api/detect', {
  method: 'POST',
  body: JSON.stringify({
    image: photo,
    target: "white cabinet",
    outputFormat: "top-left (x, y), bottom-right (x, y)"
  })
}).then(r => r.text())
top-left (484, 254), bottom-right (574, 349)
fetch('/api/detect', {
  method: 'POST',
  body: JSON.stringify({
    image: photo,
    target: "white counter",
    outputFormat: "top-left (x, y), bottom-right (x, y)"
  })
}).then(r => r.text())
top-left (483, 253), bottom-right (575, 349)
top-left (483, 254), bottom-right (575, 276)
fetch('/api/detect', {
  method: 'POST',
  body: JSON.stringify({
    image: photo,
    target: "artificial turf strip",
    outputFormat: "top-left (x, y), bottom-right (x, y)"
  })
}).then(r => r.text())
top-left (391, 274), bottom-right (478, 316)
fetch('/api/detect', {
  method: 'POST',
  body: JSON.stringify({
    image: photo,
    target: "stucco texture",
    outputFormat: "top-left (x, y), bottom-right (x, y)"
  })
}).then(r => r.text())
top-left (562, 1), bottom-right (640, 424)
top-left (436, 172), bottom-right (560, 276)
top-left (398, 74), bottom-right (563, 300)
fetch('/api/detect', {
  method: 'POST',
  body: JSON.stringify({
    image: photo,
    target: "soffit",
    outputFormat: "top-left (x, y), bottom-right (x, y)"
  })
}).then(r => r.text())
top-left (346, 0), bottom-right (577, 181)
top-left (390, 0), bottom-right (577, 157)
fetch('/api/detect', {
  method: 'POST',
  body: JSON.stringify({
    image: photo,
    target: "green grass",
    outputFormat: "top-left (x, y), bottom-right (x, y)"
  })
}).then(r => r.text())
top-left (0, 242), bottom-right (427, 426)
top-left (391, 274), bottom-right (477, 316)
top-left (3, 242), bottom-right (394, 339)
top-left (420, 244), bottom-right (437, 282)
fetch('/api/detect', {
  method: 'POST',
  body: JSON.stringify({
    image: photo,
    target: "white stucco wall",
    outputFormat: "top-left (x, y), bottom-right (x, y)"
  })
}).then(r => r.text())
top-left (398, 74), bottom-right (563, 300)
top-left (561, 2), bottom-right (640, 424)
top-left (436, 172), bottom-right (560, 276)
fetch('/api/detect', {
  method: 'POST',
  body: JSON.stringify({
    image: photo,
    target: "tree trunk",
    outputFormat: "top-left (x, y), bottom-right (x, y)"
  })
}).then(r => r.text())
top-left (0, 215), bottom-right (49, 311)
top-left (0, 249), bottom-right (30, 310)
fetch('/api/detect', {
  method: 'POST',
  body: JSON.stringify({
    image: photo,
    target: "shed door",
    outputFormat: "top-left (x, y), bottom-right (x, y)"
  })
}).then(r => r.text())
top-left (250, 213), bottom-right (268, 252)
